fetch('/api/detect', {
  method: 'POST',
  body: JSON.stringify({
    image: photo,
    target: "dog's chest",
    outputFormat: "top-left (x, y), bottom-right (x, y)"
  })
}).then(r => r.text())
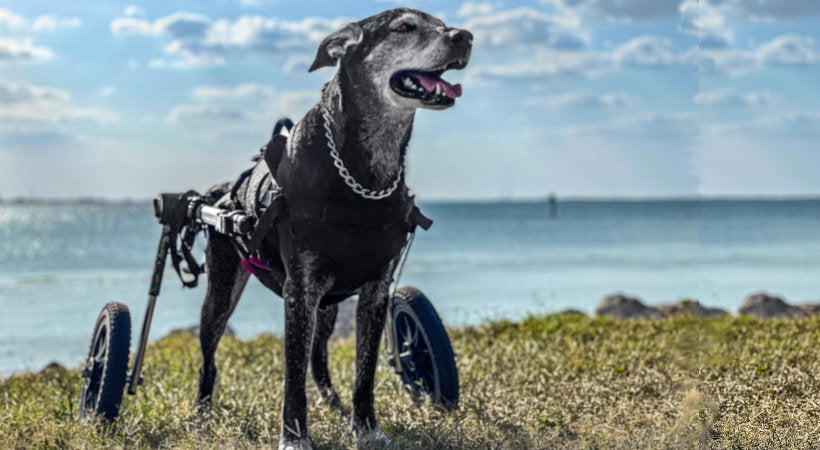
top-left (279, 214), bottom-right (407, 294)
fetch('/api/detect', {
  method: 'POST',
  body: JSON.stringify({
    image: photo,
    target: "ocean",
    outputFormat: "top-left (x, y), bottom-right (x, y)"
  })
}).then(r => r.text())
top-left (1, 199), bottom-right (819, 375)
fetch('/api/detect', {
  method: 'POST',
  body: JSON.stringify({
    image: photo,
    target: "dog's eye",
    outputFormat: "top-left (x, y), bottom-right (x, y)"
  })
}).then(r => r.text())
top-left (394, 23), bottom-right (416, 33)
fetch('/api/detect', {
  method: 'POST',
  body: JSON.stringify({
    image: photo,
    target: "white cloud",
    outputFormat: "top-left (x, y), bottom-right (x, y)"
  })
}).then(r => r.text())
top-left (457, 2), bottom-right (495, 18)
top-left (679, 1), bottom-right (733, 49)
top-left (703, 111), bottom-right (820, 137)
top-left (540, 0), bottom-right (680, 20)
top-left (680, 0), bottom-right (724, 34)
top-left (558, 112), bottom-right (697, 139)
top-left (613, 35), bottom-right (680, 68)
top-left (0, 79), bottom-right (70, 104)
top-left (192, 83), bottom-right (272, 99)
top-left (111, 11), bottom-right (211, 37)
top-left (468, 48), bottom-right (611, 82)
top-left (0, 7), bottom-right (81, 32)
top-left (706, 0), bottom-right (820, 20)
top-left (699, 48), bottom-right (757, 77)
top-left (31, 15), bottom-right (82, 32)
top-left (98, 86), bottom-right (116, 97)
top-left (166, 104), bottom-right (249, 124)
top-left (463, 7), bottom-right (588, 51)
top-left (758, 34), bottom-right (818, 67)
top-left (168, 84), bottom-right (318, 127)
top-left (111, 11), bottom-right (349, 69)
top-left (700, 34), bottom-right (820, 77)
top-left (0, 7), bottom-right (25, 29)
top-left (124, 5), bottom-right (147, 18)
top-left (0, 79), bottom-right (117, 125)
top-left (468, 33), bottom-right (695, 84)
top-left (526, 89), bottom-right (629, 108)
top-left (694, 89), bottom-right (770, 107)
top-left (230, 0), bottom-right (275, 5)
top-left (0, 37), bottom-right (53, 62)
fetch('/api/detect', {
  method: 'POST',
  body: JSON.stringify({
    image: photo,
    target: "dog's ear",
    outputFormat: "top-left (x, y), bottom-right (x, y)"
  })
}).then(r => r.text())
top-left (309, 22), bottom-right (363, 72)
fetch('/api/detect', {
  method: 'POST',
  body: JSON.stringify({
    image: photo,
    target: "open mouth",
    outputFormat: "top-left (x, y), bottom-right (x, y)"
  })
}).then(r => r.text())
top-left (389, 60), bottom-right (465, 108)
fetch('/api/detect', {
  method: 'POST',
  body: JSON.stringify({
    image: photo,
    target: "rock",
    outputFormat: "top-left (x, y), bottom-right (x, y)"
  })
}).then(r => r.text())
top-left (595, 294), bottom-right (664, 319)
top-left (657, 299), bottom-right (729, 318)
top-left (170, 323), bottom-right (235, 338)
top-left (559, 309), bottom-right (586, 316)
top-left (739, 293), bottom-right (808, 319)
top-left (40, 361), bottom-right (66, 373)
top-left (331, 296), bottom-right (358, 339)
top-left (798, 302), bottom-right (820, 316)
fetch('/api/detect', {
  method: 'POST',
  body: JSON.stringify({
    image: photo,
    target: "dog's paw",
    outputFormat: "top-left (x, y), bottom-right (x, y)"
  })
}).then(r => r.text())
top-left (196, 399), bottom-right (212, 416)
top-left (353, 423), bottom-right (390, 449)
top-left (278, 437), bottom-right (313, 450)
top-left (318, 389), bottom-right (344, 410)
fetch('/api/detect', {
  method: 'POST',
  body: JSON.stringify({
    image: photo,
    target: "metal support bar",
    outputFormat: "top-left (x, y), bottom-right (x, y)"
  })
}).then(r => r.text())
top-left (384, 297), bottom-right (403, 374)
top-left (127, 226), bottom-right (170, 395)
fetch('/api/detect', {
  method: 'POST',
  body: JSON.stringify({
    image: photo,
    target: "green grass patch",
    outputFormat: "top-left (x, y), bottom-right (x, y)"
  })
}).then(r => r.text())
top-left (3, 313), bottom-right (820, 448)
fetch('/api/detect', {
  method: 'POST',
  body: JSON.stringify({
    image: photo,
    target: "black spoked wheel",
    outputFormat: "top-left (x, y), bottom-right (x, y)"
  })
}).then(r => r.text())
top-left (79, 302), bottom-right (131, 422)
top-left (389, 287), bottom-right (458, 410)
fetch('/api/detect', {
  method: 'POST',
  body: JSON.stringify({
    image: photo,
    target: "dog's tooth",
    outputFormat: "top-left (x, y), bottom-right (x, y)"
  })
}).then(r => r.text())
top-left (403, 78), bottom-right (413, 87)
top-left (434, 83), bottom-right (441, 95)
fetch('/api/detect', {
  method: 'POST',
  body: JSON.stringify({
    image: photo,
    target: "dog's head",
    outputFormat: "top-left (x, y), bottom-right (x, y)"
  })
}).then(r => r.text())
top-left (309, 8), bottom-right (472, 111)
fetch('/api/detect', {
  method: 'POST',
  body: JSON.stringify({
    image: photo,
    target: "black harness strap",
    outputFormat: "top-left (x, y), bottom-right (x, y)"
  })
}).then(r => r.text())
top-left (170, 226), bottom-right (202, 288)
top-left (246, 195), bottom-right (287, 253)
top-left (157, 190), bottom-right (203, 288)
top-left (409, 205), bottom-right (433, 231)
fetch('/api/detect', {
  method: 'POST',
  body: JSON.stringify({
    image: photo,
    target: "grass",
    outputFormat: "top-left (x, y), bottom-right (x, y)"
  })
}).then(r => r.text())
top-left (2, 313), bottom-right (820, 448)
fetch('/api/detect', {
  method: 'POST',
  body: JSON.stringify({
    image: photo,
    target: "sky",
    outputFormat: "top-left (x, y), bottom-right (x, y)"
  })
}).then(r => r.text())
top-left (0, 0), bottom-right (819, 200)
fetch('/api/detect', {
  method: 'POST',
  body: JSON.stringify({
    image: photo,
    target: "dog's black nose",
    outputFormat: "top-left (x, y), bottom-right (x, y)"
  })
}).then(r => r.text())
top-left (450, 29), bottom-right (473, 45)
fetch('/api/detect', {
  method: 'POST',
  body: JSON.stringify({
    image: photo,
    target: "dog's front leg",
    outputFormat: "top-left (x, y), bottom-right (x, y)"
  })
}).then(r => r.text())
top-left (351, 266), bottom-right (394, 448)
top-left (280, 253), bottom-right (334, 450)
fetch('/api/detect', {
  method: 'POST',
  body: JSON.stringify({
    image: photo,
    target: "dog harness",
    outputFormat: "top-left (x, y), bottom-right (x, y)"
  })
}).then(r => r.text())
top-left (165, 117), bottom-right (432, 299)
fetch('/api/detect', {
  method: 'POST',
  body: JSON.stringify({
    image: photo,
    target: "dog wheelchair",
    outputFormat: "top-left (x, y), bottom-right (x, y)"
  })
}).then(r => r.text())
top-left (78, 118), bottom-right (459, 423)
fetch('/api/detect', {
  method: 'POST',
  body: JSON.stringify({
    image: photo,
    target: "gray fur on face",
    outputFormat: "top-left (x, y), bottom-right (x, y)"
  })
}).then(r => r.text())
top-left (312, 8), bottom-right (472, 186)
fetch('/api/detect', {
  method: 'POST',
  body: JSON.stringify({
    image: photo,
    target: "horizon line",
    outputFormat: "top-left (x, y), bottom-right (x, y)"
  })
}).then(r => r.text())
top-left (3, 194), bottom-right (820, 205)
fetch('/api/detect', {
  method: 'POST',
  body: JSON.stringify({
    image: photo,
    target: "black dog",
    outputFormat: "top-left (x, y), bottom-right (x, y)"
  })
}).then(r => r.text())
top-left (195, 8), bottom-right (471, 449)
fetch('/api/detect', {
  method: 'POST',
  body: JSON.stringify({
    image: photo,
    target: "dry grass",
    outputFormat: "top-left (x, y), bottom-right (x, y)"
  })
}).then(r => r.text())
top-left (2, 313), bottom-right (820, 448)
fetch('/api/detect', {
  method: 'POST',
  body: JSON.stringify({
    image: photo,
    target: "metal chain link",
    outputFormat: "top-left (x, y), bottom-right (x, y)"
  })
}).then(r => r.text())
top-left (321, 107), bottom-right (403, 200)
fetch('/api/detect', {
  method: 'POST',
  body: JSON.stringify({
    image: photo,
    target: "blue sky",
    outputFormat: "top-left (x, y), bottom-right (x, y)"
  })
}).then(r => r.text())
top-left (1, 0), bottom-right (818, 200)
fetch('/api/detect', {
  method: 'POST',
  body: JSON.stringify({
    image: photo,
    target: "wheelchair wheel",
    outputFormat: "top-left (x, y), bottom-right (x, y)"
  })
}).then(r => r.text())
top-left (79, 302), bottom-right (131, 422)
top-left (389, 287), bottom-right (459, 410)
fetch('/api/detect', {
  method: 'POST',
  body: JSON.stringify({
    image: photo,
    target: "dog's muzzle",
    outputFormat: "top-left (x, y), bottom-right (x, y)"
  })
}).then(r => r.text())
top-left (389, 32), bottom-right (472, 109)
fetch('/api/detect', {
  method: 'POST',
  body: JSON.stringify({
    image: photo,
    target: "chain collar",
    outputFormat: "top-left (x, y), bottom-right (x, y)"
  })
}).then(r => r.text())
top-left (321, 107), bottom-right (404, 200)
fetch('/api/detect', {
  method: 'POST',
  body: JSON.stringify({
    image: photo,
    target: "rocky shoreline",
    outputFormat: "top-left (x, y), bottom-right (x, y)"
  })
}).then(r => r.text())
top-left (594, 292), bottom-right (819, 320)
top-left (35, 293), bottom-right (818, 375)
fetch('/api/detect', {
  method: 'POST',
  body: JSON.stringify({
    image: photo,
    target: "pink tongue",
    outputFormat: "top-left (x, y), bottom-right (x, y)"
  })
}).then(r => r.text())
top-left (412, 72), bottom-right (462, 99)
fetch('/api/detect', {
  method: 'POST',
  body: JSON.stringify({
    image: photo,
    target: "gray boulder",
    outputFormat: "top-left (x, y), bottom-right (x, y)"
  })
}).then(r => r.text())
top-left (657, 299), bottom-right (729, 318)
top-left (798, 302), bottom-right (820, 316)
top-left (595, 294), bottom-right (664, 319)
top-left (40, 361), bottom-right (66, 373)
top-left (331, 296), bottom-right (358, 339)
top-left (739, 293), bottom-right (808, 319)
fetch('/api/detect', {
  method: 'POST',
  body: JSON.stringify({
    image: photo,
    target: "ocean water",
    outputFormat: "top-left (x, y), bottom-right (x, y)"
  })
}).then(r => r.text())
top-left (1, 199), bottom-right (819, 375)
